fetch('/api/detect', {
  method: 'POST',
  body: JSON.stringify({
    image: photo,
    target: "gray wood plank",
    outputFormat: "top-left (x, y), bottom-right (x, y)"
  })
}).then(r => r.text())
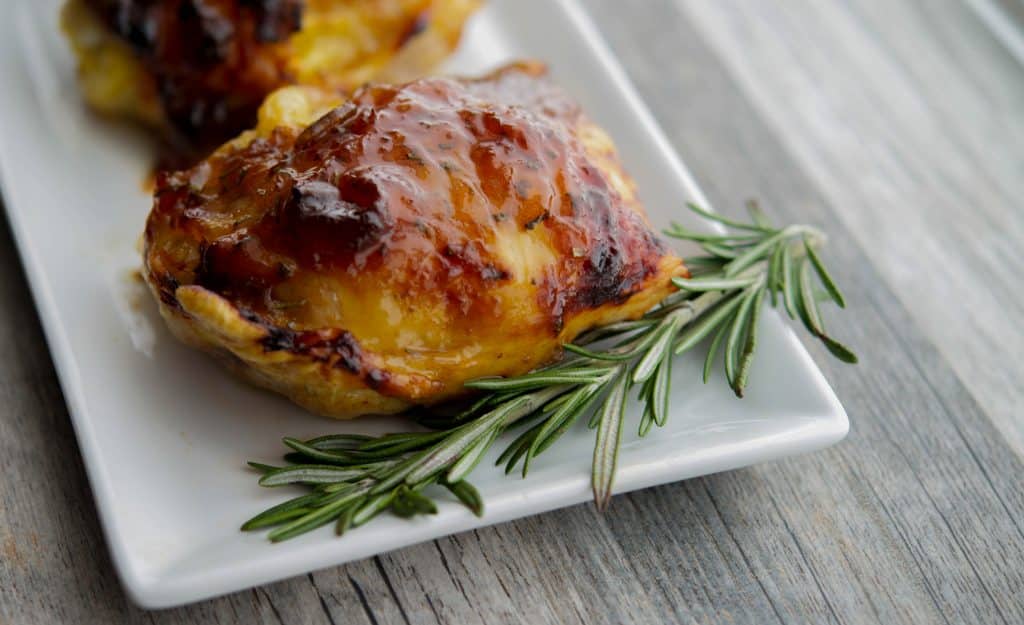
top-left (587, 4), bottom-right (1024, 624)
top-left (676, 0), bottom-right (1024, 454)
top-left (2, 1), bottom-right (1023, 624)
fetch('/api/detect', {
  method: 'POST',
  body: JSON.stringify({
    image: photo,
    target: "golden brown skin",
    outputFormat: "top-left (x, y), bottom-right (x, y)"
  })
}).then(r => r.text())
top-left (61, 0), bottom-right (479, 161)
top-left (143, 62), bottom-right (687, 418)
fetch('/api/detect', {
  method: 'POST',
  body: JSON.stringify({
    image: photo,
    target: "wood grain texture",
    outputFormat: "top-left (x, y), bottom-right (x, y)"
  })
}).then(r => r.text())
top-left (677, 0), bottom-right (1024, 454)
top-left (1, 1), bottom-right (1022, 623)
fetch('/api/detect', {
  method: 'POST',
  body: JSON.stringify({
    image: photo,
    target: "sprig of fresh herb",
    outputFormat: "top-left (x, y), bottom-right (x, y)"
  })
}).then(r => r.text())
top-left (243, 202), bottom-right (856, 541)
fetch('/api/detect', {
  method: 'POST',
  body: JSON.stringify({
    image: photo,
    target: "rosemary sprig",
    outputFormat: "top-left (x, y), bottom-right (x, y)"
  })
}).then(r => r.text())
top-left (243, 202), bottom-right (856, 541)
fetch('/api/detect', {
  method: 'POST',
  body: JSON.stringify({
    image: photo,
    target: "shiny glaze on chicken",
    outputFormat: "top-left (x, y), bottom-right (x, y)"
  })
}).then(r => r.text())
top-left (64, 0), bottom-right (479, 159)
top-left (83, 0), bottom-right (304, 147)
top-left (144, 62), bottom-right (686, 418)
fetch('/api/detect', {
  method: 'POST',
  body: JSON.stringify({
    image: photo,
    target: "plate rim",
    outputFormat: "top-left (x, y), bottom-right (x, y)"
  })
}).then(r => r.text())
top-left (0, 0), bottom-right (848, 608)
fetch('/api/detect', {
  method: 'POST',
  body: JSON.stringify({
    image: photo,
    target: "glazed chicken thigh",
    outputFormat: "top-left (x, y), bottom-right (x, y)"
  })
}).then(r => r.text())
top-left (143, 62), bottom-right (686, 418)
top-left (62, 0), bottom-right (478, 158)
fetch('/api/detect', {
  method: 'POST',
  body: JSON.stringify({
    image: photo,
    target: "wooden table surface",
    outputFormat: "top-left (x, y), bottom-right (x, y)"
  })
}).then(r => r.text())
top-left (3, 1), bottom-right (1023, 623)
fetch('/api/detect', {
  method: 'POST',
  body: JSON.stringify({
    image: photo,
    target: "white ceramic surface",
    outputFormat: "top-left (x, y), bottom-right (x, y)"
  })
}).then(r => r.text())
top-left (0, 0), bottom-right (848, 608)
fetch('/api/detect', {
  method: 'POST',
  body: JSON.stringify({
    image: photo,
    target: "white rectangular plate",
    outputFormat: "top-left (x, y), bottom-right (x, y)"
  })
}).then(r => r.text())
top-left (0, 0), bottom-right (848, 608)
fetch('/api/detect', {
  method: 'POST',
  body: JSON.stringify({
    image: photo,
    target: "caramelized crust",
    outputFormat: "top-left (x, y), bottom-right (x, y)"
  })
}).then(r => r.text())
top-left (82, 0), bottom-right (304, 147)
top-left (144, 63), bottom-right (686, 418)
top-left (63, 0), bottom-right (479, 158)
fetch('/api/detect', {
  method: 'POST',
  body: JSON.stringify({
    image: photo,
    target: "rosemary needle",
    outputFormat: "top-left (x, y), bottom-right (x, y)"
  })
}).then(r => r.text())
top-left (243, 203), bottom-right (857, 541)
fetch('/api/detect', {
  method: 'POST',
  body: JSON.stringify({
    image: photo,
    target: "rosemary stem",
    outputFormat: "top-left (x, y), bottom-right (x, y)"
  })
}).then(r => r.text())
top-left (245, 204), bottom-right (857, 541)
top-left (676, 289), bottom-right (728, 323)
top-left (502, 386), bottom-right (569, 429)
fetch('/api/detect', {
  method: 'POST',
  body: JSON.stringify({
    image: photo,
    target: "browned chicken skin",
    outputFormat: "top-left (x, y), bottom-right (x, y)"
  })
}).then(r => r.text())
top-left (143, 62), bottom-right (686, 418)
top-left (63, 0), bottom-right (479, 161)
top-left (83, 0), bottom-right (306, 149)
